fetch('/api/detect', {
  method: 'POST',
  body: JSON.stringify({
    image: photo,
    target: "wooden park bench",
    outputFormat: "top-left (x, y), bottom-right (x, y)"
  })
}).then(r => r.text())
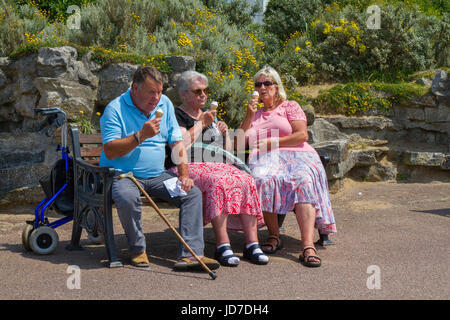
top-left (67, 126), bottom-right (332, 268)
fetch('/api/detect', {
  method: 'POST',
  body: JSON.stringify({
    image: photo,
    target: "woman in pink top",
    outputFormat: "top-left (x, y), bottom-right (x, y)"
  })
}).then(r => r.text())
top-left (238, 66), bottom-right (336, 267)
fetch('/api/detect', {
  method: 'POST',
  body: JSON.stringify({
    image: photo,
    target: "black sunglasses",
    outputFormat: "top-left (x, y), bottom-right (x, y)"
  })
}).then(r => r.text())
top-left (254, 81), bottom-right (275, 88)
top-left (191, 88), bottom-right (209, 96)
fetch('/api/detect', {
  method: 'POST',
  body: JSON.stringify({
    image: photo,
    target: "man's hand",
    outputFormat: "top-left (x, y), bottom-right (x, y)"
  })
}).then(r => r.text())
top-left (178, 175), bottom-right (194, 193)
top-left (140, 118), bottom-right (161, 140)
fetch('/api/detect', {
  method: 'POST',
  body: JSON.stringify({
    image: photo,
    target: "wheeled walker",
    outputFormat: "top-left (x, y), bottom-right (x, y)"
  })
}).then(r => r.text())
top-left (21, 107), bottom-right (74, 255)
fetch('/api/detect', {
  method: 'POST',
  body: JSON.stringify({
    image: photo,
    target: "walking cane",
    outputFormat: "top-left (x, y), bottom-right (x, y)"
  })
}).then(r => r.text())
top-left (118, 171), bottom-right (217, 280)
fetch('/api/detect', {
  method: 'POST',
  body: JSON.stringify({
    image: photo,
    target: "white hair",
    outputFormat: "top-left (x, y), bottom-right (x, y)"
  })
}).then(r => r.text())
top-left (253, 65), bottom-right (287, 101)
top-left (177, 70), bottom-right (208, 96)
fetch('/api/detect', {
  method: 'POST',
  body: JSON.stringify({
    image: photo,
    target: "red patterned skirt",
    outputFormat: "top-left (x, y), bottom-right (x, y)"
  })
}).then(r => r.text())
top-left (169, 162), bottom-right (264, 231)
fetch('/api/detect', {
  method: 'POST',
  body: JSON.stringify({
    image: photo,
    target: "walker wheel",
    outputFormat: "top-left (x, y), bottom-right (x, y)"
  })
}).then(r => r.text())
top-left (22, 224), bottom-right (34, 251)
top-left (29, 226), bottom-right (59, 255)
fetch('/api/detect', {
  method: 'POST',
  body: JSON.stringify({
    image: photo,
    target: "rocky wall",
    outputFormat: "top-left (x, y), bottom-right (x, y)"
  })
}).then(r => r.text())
top-left (0, 46), bottom-right (194, 206)
top-left (308, 70), bottom-right (450, 192)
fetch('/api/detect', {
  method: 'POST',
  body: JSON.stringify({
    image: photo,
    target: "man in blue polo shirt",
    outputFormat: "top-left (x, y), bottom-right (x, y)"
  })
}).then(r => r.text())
top-left (100, 66), bottom-right (219, 270)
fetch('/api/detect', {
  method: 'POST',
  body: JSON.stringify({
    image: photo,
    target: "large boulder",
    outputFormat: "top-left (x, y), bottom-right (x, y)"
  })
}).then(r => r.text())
top-left (97, 63), bottom-right (139, 106)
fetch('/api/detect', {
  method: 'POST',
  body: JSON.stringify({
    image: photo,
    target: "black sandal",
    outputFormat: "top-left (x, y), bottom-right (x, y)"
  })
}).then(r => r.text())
top-left (243, 243), bottom-right (269, 265)
top-left (299, 246), bottom-right (321, 268)
top-left (261, 235), bottom-right (283, 254)
top-left (214, 244), bottom-right (239, 267)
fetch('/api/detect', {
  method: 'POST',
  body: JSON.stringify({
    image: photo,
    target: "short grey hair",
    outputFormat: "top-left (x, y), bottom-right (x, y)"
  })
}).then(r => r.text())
top-left (177, 70), bottom-right (208, 96)
top-left (253, 65), bottom-right (287, 101)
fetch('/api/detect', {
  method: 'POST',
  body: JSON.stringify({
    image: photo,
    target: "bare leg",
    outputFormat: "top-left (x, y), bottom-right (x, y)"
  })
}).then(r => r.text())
top-left (211, 214), bottom-right (230, 246)
top-left (239, 214), bottom-right (258, 245)
top-left (261, 211), bottom-right (281, 252)
top-left (263, 211), bottom-right (279, 237)
top-left (294, 203), bottom-right (320, 263)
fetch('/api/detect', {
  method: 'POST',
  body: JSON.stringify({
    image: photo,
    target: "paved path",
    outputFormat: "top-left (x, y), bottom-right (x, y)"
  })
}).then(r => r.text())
top-left (0, 181), bottom-right (449, 301)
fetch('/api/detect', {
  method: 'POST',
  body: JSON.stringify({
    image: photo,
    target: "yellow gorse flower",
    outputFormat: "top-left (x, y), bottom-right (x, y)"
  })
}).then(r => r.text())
top-left (178, 32), bottom-right (193, 48)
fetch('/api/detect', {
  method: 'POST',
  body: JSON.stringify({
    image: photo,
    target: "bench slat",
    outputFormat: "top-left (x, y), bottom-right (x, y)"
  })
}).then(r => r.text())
top-left (81, 146), bottom-right (103, 158)
top-left (79, 133), bottom-right (102, 144)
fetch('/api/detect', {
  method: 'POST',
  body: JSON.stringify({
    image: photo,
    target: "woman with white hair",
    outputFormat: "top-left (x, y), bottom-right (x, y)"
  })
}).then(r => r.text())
top-left (166, 70), bottom-right (268, 267)
top-left (238, 66), bottom-right (336, 267)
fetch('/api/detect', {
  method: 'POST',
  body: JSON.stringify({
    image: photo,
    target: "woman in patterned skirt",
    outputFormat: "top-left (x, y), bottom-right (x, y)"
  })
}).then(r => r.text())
top-left (237, 65), bottom-right (336, 267)
top-left (166, 71), bottom-right (268, 267)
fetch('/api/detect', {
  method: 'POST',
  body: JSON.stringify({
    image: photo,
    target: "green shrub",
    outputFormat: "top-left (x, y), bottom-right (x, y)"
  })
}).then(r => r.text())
top-left (16, 0), bottom-right (96, 22)
top-left (0, 0), bottom-right (51, 56)
top-left (313, 81), bottom-right (430, 115)
top-left (272, 2), bottom-right (445, 84)
top-left (263, 0), bottom-right (325, 41)
top-left (201, 0), bottom-right (261, 29)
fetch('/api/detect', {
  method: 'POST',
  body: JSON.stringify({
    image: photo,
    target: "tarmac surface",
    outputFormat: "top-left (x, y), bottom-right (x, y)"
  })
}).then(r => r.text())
top-left (0, 180), bottom-right (449, 301)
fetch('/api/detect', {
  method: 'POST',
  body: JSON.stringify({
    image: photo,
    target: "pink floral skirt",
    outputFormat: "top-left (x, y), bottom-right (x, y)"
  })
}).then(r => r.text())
top-left (168, 162), bottom-right (265, 231)
top-left (249, 150), bottom-right (336, 235)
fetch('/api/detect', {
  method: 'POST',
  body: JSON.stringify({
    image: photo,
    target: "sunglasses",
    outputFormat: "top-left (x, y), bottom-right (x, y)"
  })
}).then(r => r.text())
top-left (191, 87), bottom-right (209, 96)
top-left (254, 81), bottom-right (275, 88)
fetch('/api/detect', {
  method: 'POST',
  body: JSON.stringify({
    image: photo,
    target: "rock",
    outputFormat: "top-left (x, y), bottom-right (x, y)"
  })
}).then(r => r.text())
top-left (350, 162), bottom-right (397, 182)
top-left (313, 139), bottom-right (349, 164)
top-left (97, 63), bottom-right (139, 105)
top-left (34, 77), bottom-right (96, 118)
top-left (82, 50), bottom-right (102, 73)
top-left (0, 69), bottom-right (7, 88)
top-left (165, 56), bottom-right (195, 72)
top-left (424, 104), bottom-right (450, 123)
top-left (432, 70), bottom-right (450, 95)
top-left (324, 116), bottom-right (395, 131)
top-left (14, 94), bottom-right (39, 119)
top-left (325, 151), bottom-right (358, 180)
top-left (0, 185), bottom-right (44, 208)
top-left (0, 85), bottom-right (14, 106)
top-left (431, 70), bottom-right (450, 106)
top-left (74, 60), bottom-right (99, 90)
top-left (37, 46), bottom-right (78, 78)
top-left (308, 117), bottom-right (348, 144)
top-left (403, 151), bottom-right (445, 167)
top-left (164, 86), bottom-right (181, 107)
top-left (301, 104), bottom-right (315, 126)
top-left (0, 57), bottom-right (11, 68)
top-left (0, 132), bottom-right (58, 196)
top-left (408, 94), bottom-right (437, 108)
top-left (415, 77), bottom-right (432, 87)
top-left (404, 107), bottom-right (425, 121)
top-left (353, 149), bottom-right (378, 166)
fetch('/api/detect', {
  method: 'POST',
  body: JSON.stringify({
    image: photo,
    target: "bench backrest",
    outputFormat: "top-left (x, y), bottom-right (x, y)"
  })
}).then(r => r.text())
top-left (77, 132), bottom-right (103, 164)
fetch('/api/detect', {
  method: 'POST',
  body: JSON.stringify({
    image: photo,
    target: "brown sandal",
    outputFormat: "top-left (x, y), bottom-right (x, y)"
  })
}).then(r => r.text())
top-left (299, 246), bottom-right (321, 268)
top-left (261, 235), bottom-right (283, 254)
